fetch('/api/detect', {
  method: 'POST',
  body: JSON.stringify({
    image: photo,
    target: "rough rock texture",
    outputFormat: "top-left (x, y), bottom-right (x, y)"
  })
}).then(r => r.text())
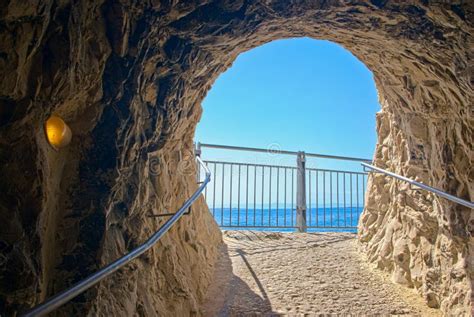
top-left (0, 1), bottom-right (224, 315)
top-left (0, 0), bottom-right (472, 316)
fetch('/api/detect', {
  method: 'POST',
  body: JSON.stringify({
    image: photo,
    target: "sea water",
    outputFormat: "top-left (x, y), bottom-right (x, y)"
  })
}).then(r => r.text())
top-left (210, 206), bottom-right (363, 233)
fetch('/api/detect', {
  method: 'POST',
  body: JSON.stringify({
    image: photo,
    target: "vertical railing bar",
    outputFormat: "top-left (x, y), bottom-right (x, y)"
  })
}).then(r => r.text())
top-left (246, 165), bottom-right (249, 226)
top-left (350, 173), bottom-right (353, 227)
top-left (213, 163), bottom-right (217, 217)
top-left (221, 163), bottom-right (225, 226)
top-left (356, 173), bottom-right (359, 226)
top-left (229, 164), bottom-right (233, 227)
top-left (292, 168), bottom-right (295, 227)
top-left (316, 170), bottom-right (319, 227)
top-left (284, 167), bottom-right (287, 227)
top-left (254, 166), bottom-right (257, 226)
top-left (276, 167), bottom-right (279, 227)
top-left (269, 167), bottom-right (272, 226)
top-left (204, 162), bottom-right (208, 200)
top-left (261, 166), bottom-right (264, 226)
top-left (323, 171), bottom-right (326, 226)
top-left (237, 164), bottom-right (241, 226)
top-left (330, 171), bottom-right (332, 227)
top-left (197, 157), bottom-right (201, 183)
top-left (309, 170), bottom-right (312, 226)
top-left (343, 172), bottom-right (346, 227)
top-left (296, 152), bottom-right (307, 232)
top-left (363, 174), bottom-right (366, 209)
top-left (336, 171), bottom-right (339, 228)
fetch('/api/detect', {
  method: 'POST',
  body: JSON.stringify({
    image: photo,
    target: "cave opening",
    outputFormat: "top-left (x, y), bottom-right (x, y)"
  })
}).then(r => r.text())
top-left (0, 1), bottom-right (471, 316)
top-left (194, 37), bottom-right (380, 233)
top-left (195, 37), bottom-right (379, 162)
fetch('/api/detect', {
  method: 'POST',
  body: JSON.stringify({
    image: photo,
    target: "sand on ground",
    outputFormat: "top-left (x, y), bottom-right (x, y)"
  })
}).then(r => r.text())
top-left (201, 231), bottom-right (441, 316)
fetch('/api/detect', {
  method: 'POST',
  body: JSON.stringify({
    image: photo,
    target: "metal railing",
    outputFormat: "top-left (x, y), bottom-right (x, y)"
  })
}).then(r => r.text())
top-left (23, 156), bottom-right (211, 317)
top-left (197, 143), bottom-right (370, 231)
top-left (362, 163), bottom-right (474, 209)
top-left (200, 143), bottom-right (372, 162)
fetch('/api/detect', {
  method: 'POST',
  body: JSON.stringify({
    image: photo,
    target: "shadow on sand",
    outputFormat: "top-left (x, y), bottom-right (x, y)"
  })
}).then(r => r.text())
top-left (201, 244), bottom-right (277, 316)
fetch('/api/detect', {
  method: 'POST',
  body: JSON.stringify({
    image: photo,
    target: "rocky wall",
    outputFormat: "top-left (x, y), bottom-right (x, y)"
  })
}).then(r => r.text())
top-left (0, 0), bottom-right (472, 315)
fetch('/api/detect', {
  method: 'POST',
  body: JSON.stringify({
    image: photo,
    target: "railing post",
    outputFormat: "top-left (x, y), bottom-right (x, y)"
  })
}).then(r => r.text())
top-left (195, 142), bottom-right (202, 157)
top-left (195, 142), bottom-right (202, 181)
top-left (296, 151), bottom-right (307, 233)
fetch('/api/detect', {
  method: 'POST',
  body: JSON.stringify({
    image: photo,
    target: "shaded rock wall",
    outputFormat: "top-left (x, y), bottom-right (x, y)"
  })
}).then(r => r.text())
top-left (0, 0), bottom-right (472, 316)
top-left (0, 1), bottom-right (223, 315)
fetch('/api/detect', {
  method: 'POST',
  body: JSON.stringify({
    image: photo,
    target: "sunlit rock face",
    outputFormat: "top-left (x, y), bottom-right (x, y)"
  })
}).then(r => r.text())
top-left (0, 0), bottom-right (472, 315)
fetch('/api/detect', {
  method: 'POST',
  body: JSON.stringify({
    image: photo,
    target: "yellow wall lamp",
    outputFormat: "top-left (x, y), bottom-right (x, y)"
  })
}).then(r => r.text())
top-left (44, 115), bottom-right (72, 150)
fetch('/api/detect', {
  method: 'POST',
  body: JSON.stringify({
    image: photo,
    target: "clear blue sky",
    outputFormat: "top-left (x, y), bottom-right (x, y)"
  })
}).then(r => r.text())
top-left (195, 38), bottom-right (379, 171)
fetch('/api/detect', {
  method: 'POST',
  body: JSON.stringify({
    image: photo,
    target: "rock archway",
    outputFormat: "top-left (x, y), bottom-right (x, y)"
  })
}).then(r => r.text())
top-left (0, 1), bottom-right (472, 315)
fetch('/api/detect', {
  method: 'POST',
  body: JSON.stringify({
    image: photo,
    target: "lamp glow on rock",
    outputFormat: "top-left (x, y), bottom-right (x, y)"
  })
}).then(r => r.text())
top-left (44, 115), bottom-right (72, 150)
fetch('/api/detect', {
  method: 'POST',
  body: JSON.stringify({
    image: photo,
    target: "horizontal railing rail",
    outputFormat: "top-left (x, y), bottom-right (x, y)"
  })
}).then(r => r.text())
top-left (23, 156), bottom-right (211, 317)
top-left (203, 159), bottom-right (296, 170)
top-left (199, 143), bottom-right (372, 162)
top-left (362, 163), bottom-right (474, 209)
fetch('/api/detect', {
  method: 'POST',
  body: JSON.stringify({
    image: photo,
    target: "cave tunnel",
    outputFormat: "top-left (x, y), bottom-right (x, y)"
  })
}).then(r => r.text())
top-left (0, 1), bottom-right (472, 316)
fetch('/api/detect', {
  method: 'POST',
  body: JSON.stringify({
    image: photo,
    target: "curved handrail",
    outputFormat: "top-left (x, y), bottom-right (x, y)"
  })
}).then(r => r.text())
top-left (362, 163), bottom-right (473, 209)
top-left (23, 156), bottom-right (211, 316)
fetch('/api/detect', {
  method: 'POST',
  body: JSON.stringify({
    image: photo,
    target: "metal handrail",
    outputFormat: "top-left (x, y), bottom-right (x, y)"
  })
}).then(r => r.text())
top-left (199, 143), bottom-right (372, 162)
top-left (23, 156), bottom-right (211, 316)
top-left (362, 163), bottom-right (474, 209)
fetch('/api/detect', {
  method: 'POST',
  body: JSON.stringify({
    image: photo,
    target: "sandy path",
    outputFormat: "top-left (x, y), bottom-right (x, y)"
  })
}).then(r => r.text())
top-left (201, 231), bottom-right (441, 316)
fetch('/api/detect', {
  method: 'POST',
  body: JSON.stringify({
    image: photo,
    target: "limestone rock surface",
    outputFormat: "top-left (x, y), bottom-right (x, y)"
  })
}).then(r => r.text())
top-left (0, 0), bottom-right (472, 316)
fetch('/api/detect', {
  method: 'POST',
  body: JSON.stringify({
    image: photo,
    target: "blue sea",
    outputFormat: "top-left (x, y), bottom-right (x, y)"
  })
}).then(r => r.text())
top-left (210, 206), bottom-right (363, 232)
